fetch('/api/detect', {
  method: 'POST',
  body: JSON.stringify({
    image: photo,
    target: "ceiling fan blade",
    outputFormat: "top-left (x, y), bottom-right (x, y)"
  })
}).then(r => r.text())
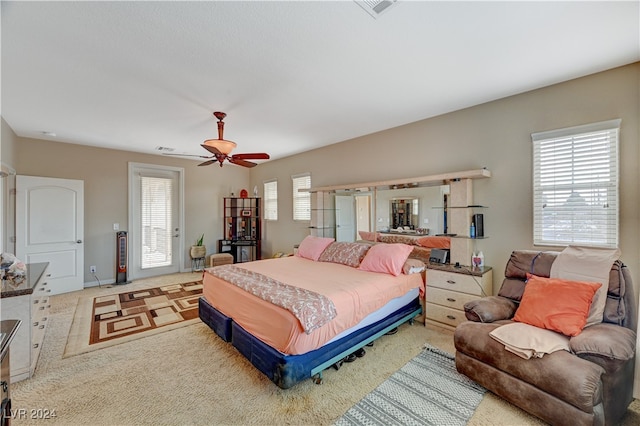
top-left (232, 153), bottom-right (270, 160)
top-left (201, 144), bottom-right (223, 155)
top-left (229, 158), bottom-right (257, 168)
top-left (198, 160), bottom-right (217, 167)
top-left (163, 153), bottom-right (212, 159)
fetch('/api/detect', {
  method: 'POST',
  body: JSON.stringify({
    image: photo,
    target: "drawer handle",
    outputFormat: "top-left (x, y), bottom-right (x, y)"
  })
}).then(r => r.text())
top-left (46, 289), bottom-right (51, 293)
top-left (446, 315), bottom-right (457, 320)
top-left (33, 343), bottom-right (39, 349)
top-left (39, 325), bottom-right (45, 329)
top-left (446, 298), bottom-right (456, 302)
top-left (446, 279), bottom-right (456, 284)
top-left (42, 317), bottom-right (48, 322)
top-left (33, 322), bottom-right (39, 327)
top-left (34, 299), bottom-right (40, 304)
top-left (39, 306), bottom-right (45, 310)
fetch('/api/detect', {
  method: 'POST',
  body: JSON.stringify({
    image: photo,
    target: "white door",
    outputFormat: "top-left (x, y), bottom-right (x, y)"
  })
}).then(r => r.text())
top-left (335, 195), bottom-right (356, 242)
top-left (129, 163), bottom-right (183, 279)
top-left (16, 175), bottom-right (84, 294)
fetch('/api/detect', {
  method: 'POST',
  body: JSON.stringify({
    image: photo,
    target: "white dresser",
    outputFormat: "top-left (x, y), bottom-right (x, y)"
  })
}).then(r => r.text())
top-left (425, 264), bottom-right (492, 329)
top-left (0, 263), bottom-right (51, 382)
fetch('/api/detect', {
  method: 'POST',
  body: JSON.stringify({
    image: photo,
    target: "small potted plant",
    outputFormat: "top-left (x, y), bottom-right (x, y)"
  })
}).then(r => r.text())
top-left (190, 234), bottom-right (206, 259)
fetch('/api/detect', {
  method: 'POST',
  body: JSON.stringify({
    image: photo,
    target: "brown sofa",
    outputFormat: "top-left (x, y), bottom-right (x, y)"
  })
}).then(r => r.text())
top-left (454, 250), bottom-right (636, 426)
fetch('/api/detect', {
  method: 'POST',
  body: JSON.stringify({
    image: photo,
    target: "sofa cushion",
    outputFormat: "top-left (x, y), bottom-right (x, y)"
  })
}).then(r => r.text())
top-left (550, 245), bottom-right (621, 326)
top-left (513, 274), bottom-right (601, 337)
top-left (464, 296), bottom-right (517, 323)
top-left (570, 323), bottom-right (636, 370)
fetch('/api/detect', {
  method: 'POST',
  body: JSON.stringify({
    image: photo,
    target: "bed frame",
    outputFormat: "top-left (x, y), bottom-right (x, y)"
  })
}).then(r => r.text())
top-left (199, 296), bottom-right (422, 389)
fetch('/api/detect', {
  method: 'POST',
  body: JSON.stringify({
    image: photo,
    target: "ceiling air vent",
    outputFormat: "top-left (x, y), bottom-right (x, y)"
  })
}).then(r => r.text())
top-left (354, 0), bottom-right (399, 19)
top-left (155, 146), bottom-right (175, 152)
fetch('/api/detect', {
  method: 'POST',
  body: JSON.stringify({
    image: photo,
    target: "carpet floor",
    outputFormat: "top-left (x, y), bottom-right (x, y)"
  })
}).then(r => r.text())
top-left (10, 272), bottom-right (640, 425)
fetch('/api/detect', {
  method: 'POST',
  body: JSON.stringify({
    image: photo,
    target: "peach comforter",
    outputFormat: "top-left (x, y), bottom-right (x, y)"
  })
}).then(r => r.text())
top-left (202, 256), bottom-right (423, 355)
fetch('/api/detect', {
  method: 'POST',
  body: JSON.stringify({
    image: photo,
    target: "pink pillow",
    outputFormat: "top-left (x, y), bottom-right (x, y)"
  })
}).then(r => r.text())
top-left (296, 236), bottom-right (334, 261)
top-left (358, 231), bottom-right (378, 242)
top-left (358, 243), bottom-right (414, 276)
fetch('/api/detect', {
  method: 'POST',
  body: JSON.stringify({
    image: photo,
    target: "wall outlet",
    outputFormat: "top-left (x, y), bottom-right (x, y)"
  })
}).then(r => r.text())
top-left (90, 265), bottom-right (97, 274)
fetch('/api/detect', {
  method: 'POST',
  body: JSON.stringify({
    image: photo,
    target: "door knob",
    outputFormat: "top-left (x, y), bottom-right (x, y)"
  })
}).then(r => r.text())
top-left (76, 240), bottom-right (83, 243)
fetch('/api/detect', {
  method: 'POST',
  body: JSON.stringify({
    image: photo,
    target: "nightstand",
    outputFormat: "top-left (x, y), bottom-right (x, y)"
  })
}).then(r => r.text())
top-left (425, 264), bottom-right (492, 330)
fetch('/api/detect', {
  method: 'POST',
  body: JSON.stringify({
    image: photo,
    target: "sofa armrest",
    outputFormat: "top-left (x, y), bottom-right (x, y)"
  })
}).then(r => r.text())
top-left (570, 323), bottom-right (636, 373)
top-left (463, 296), bottom-right (517, 323)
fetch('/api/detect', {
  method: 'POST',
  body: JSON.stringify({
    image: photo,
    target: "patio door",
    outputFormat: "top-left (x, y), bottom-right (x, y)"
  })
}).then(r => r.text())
top-left (128, 163), bottom-right (184, 279)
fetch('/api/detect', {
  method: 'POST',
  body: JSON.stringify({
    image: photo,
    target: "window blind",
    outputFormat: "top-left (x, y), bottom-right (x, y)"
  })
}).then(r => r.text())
top-left (292, 173), bottom-right (311, 221)
top-left (140, 175), bottom-right (173, 268)
top-left (532, 119), bottom-right (620, 248)
top-left (263, 180), bottom-right (278, 221)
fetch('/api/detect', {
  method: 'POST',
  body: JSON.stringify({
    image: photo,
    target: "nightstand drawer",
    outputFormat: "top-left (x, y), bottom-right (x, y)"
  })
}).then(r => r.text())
top-left (425, 303), bottom-right (466, 328)
top-left (426, 287), bottom-right (477, 310)
top-left (427, 269), bottom-right (485, 296)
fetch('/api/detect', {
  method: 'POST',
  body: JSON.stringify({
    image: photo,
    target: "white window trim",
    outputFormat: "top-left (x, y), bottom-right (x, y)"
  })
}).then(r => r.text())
top-left (263, 179), bottom-right (278, 221)
top-left (532, 119), bottom-right (620, 248)
top-left (292, 172), bottom-right (311, 222)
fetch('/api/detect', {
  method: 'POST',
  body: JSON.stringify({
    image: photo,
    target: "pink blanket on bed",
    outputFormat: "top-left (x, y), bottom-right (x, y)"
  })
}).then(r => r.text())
top-left (206, 265), bottom-right (336, 334)
top-left (203, 256), bottom-right (423, 354)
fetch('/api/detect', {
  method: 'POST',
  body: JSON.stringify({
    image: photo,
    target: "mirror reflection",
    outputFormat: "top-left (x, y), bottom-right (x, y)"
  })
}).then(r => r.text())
top-left (335, 184), bottom-right (450, 242)
top-left (375, 185), bottom-right (449, 236)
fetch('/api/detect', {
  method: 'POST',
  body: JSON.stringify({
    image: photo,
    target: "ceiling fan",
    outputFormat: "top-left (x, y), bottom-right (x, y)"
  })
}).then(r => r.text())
top-left (164, 112), bottom-right (270, 168)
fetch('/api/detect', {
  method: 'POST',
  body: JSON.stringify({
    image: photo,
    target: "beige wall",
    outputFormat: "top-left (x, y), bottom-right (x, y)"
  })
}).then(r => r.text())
top-left (250, 63), bottom-right (640, 295)
top-left (5, 130), bottom-right (249, 283)
top-left (2, 63), bottom-right (638, 292)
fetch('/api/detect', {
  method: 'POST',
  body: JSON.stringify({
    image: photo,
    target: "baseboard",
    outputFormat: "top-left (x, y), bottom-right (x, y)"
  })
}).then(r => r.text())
top-left (84, 278), bottom-right (117, 288)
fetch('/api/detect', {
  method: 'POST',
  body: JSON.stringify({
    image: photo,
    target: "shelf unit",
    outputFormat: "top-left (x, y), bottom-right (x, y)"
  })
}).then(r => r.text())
top-left (218, 197), bottom-right (261, 263)
top-left (447, 179), bottom-right (487, 266)
top-left (309, 192), bottom-right (336, 238)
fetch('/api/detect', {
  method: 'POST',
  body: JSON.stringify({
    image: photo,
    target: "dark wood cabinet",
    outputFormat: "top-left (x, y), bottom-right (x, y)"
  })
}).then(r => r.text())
top-left (218, 197), bottom-right (261, 263)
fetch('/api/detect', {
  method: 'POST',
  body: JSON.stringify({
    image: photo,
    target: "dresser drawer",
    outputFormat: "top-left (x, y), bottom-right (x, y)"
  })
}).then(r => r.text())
top-left (426, 287), bottom-right (478, 311)
top-left (427, 269), bottom-right (486, 296)
top-left (425, 302), bottom-right (466, 328)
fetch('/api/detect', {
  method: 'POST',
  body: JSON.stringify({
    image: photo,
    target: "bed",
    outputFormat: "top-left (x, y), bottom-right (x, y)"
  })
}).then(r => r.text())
top-left (198, 237), bottom-right (425, 389)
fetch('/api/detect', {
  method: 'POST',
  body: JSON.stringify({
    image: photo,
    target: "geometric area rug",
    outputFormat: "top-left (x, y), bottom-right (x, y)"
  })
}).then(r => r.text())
top-left (63, 281), bottom-right (202, 358)
top-left (334, 344), bottom-right (486, 426)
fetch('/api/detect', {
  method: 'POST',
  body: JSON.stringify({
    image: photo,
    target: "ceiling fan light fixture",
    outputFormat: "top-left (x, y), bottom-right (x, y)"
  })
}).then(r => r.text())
top-left (203, 138), bottom-right (237, 155)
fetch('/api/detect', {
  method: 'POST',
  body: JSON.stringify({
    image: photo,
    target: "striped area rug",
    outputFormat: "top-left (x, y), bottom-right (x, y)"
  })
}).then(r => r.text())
top-left (334, 344), bottom-right (486, 426)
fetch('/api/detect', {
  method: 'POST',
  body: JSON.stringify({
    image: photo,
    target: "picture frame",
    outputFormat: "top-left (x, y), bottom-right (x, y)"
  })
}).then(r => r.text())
top-left (241, 209), bottom-right (252, 217)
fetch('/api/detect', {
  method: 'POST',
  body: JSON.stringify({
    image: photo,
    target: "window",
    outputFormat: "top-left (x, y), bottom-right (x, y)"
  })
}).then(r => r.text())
top-left (140, 175), bottom-right (173, 268)
top-left (264, 180), bottom-right (278, 221)
top-left (292, 173), bottom-right (311, 221)
top-left (532, 119), bottom-right (620, 248)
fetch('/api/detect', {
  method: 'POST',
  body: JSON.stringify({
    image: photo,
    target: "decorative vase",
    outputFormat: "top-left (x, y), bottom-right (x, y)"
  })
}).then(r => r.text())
top-left (190, 245), bottom-right (206, 259)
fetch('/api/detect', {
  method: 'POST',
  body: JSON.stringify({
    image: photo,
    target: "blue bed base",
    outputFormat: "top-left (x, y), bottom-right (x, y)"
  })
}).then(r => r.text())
top-left (198, 296), bottom-right (422, 389)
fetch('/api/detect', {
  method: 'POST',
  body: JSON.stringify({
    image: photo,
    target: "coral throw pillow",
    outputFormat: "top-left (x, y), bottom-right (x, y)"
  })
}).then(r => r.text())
top-left (513, 274), bottom-right (602, 337)
top-left (416, 236), bottom-right (451, 249)
top-left (358, 231), bottom-right (378, 242)
top-left (296, 236), bottom-right (334, 261)
top-left (358, 243), bottom-right (414, 276)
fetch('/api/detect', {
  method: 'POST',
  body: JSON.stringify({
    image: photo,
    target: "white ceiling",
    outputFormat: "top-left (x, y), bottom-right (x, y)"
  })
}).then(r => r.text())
top-left (2, 1), bottom-right (639, 163)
